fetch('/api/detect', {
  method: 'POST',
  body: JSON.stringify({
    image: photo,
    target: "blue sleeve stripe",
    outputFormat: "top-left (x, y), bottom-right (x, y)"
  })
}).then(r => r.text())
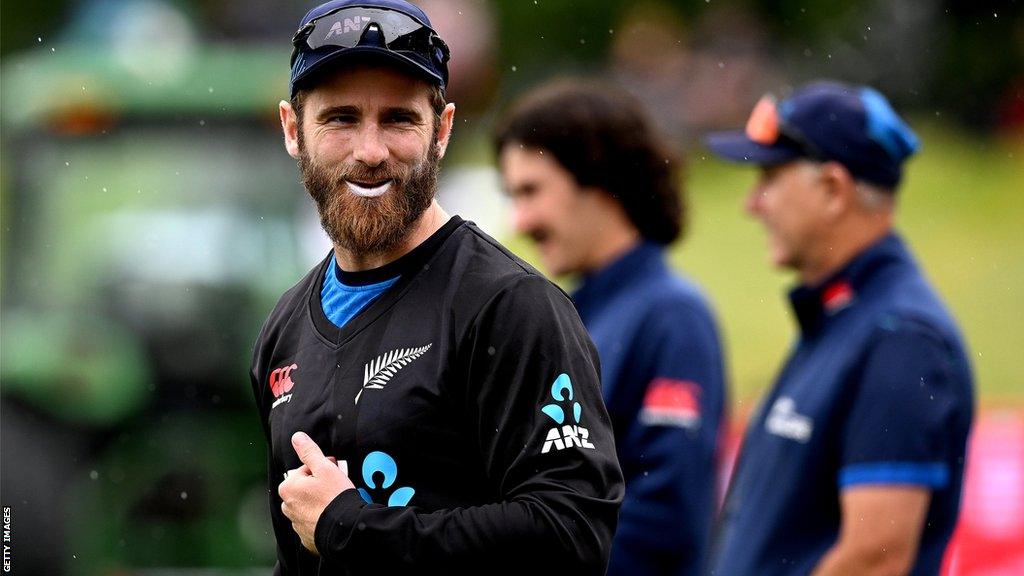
top-left (839, 462), bottom-right (949, 489)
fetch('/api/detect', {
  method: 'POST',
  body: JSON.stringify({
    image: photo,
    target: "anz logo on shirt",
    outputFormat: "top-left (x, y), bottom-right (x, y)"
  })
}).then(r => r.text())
top-left (356, 451), bottom-right (416, 507)
top-left (540, 373), bottom-right (597, 454)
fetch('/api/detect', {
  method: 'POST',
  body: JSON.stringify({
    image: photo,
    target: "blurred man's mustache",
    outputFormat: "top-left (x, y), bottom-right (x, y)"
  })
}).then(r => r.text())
top-left (529, 229), bottom-right (550, 244)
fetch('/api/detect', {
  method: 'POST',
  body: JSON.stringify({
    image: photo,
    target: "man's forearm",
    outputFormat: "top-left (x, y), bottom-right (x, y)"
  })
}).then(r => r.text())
top-left (314, 489), bottom-right (616, 574)
top-left (815, 485), bottom-right (930, 576)
top-left (812, 539), bottom-right (917, 576)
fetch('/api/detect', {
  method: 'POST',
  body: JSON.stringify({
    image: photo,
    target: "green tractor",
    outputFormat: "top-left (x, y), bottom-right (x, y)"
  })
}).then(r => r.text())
top-left (2, 33), bottom-right (319, 575)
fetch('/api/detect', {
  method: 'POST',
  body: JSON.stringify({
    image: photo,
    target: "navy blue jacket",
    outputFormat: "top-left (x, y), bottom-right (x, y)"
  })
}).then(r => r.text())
top-left (573, 242), bottom-right (727, 576)
top-left (708, 233), bottom-right (974, 576)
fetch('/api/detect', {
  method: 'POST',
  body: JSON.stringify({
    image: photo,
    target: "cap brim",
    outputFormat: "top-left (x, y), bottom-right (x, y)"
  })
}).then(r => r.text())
top-left (292, 46), bottom-right (443, 96)
top-left (704, 131), bottom-right (802, 165)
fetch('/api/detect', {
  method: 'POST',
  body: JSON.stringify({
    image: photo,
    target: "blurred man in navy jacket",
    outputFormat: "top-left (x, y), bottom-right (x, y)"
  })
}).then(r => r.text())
top-left (497, 80), bottom-right (728, 576)
top-left (705, 81), bottom-right (974, 576)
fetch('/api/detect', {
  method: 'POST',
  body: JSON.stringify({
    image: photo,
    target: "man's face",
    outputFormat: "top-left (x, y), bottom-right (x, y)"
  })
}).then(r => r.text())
top-left (283, 65), bottom-right (451, 256)
top-left (744, 160), bottom-right (831, 272)
top-left (499, 145), bottom-right (609, 276)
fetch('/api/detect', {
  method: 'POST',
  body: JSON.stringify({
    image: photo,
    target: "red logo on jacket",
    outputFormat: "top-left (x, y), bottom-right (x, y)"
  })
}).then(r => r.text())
top-left (269, 363), bottom-right (298, 398)
top-left (640, 378), bottom-right (702, 429)
top-left (822, 281), bottom-right (855, 314)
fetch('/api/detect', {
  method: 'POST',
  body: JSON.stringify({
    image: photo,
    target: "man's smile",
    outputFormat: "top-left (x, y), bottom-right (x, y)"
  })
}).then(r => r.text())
top-left (346, 179), bottom-right (393, 198)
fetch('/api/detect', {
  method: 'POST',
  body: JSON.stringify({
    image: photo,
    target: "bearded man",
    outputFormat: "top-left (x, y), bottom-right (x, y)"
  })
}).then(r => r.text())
top-left (249, 2), bottom-right (623, 575)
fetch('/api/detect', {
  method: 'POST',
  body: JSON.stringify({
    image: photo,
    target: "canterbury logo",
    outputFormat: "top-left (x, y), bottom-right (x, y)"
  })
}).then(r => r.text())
top-left (355, 344), bottom-right (433, 405)
top-left (269, 363), bottom-right (298, 410)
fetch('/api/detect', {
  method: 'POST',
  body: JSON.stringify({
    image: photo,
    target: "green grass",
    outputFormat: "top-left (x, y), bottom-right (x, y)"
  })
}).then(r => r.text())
top-left (505, 120), bottom-right (1024, 408)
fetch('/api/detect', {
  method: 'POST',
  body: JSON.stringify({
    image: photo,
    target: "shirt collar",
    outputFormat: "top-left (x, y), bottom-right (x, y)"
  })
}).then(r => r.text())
top-left (572, 241), bottom-right (665, 315)
top-left (788, 232), bottom-right (907, 336)
top-left (333, 215), bottom-right (464, 286)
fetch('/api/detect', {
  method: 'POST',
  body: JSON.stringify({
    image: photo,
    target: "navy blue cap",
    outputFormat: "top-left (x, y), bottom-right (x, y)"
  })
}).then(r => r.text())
top-left (705, 81), bottom-right (920, 188)
top-left (289, 0), bottom-right (449, 97)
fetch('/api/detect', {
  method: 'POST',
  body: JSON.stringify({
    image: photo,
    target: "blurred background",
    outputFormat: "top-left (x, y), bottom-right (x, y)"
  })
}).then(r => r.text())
top-left (1, 0), bottom-right (1021, 574)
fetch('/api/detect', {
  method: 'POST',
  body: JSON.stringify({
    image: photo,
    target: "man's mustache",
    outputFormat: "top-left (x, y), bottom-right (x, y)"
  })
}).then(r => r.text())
top-left (528, 229), bottom-right (550, 244)
top-left (335, 164), bottom-right (407, 187)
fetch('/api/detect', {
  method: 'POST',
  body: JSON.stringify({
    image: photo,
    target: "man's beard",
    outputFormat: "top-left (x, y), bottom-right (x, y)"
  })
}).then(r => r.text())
top-left (298, 140), bottom-right (439, 256)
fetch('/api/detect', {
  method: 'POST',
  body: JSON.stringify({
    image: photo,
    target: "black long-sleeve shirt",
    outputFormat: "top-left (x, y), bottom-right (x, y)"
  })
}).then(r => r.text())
top-left (250, 217), bottom-right (624, 575)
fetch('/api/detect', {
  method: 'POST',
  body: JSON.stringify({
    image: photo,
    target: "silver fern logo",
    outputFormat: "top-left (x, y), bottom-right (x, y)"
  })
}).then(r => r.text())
top-left (355, 344), bottom-right (433, 404)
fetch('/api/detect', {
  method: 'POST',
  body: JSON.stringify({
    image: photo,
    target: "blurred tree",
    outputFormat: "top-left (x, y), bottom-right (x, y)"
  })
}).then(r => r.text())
top-left (934, 0), bottom-right (1024, 128)
top-left (0, 0), bottom-right (72, 55)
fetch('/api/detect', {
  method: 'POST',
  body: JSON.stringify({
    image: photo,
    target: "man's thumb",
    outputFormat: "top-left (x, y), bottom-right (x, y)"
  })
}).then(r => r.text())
top-left (292, 431), bottom-right (328, 471)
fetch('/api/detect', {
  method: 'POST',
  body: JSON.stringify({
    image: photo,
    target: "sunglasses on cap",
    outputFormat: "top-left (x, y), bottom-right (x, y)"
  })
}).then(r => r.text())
top-left (744, 95), bottom-right (826, 161)
top-left (290, 5), bottom-right (450, 69)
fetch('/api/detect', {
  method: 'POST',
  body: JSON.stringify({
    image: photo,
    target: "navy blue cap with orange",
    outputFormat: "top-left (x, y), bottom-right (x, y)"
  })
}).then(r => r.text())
top-left (289, 0), bottom-right (450, 98)
top-left (705, 81), bottom-right (920, 189)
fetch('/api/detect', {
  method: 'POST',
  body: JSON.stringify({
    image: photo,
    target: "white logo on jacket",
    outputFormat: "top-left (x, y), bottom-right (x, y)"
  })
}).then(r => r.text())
top-left (765, 397), bottom-right (814, 443)
top-left (356, 344), bottom-right (433, 404)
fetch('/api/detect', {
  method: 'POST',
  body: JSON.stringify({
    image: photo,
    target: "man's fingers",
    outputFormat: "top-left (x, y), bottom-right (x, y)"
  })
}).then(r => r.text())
top-left (292, 431), bottom-right (329, 472)
top-left (282, 464), bottom-right (312, 481)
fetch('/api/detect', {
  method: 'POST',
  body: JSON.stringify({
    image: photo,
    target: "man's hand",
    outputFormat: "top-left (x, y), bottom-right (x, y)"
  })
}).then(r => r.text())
top-left (278, 431), bottom-right (356, 555)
